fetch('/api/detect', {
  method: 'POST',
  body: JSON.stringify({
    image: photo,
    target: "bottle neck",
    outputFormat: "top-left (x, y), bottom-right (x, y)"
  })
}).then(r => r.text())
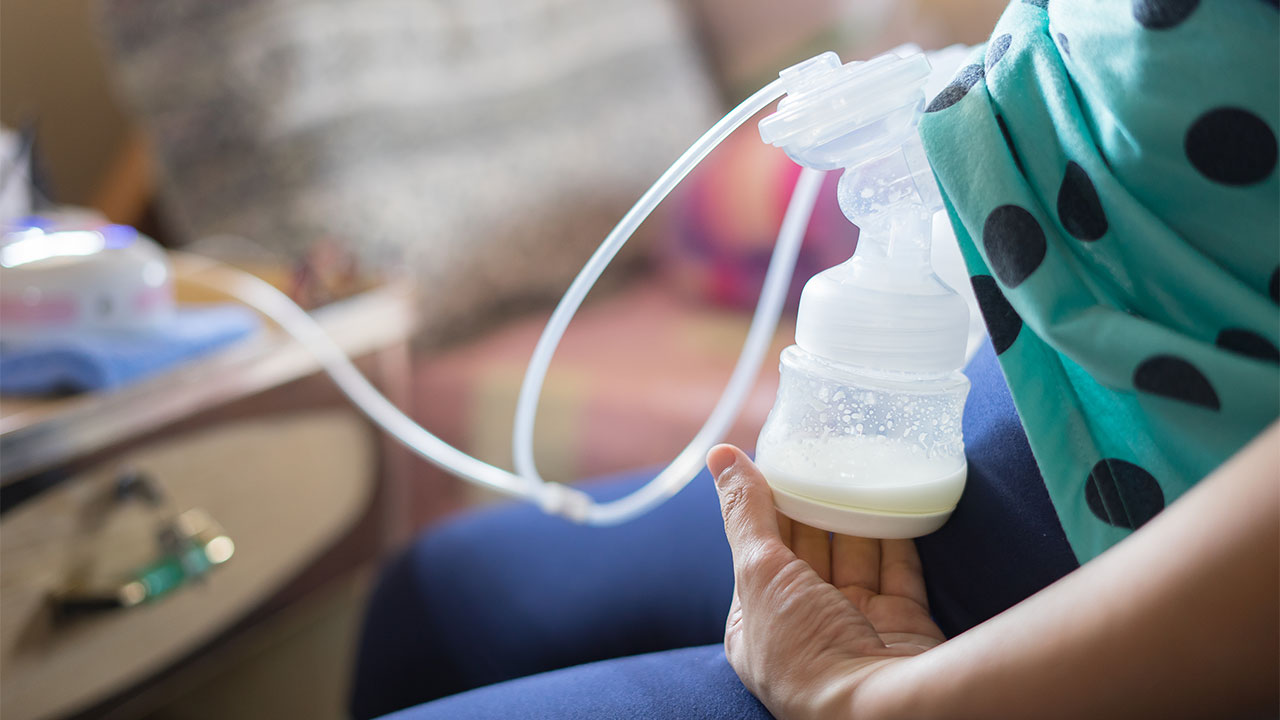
top-left (852, 204), bottom-right (933, 269)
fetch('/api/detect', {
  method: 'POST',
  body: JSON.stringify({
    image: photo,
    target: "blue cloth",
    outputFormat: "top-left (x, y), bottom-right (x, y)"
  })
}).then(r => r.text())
top-left (351, 340), bottom-right (1078, 719)
top-left (0, 305), bottom-right (258, 394)
top-left (381, 646), bottom-right (765, 720)
top-left (917, 340), bottom-right (1079, 633)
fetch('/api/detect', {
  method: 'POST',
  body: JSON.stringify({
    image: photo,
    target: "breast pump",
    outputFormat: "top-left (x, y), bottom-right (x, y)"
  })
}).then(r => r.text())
top-left (185, 48), bottom-right (971, 538)
top-left (753, 51), bottom-right (971, 537)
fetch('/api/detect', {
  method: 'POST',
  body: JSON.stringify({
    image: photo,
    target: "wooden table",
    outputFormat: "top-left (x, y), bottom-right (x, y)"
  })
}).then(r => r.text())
top-left (0, 257), bottom-right (418, 719)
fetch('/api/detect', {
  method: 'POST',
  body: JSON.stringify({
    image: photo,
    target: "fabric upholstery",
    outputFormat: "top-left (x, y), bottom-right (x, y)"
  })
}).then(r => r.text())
top-left (99, 0), bottom-right (719, 344)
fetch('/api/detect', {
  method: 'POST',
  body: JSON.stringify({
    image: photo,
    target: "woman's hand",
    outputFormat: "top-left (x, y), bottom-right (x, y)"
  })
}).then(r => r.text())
top-left (711, 424), bottom-right (1279, 720)
top-left (707, 445), bottom-right (944, 720)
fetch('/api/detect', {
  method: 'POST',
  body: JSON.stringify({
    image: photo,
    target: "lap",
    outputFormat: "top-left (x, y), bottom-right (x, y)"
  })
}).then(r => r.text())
top-left (352, 344), bottom-right (1081, 719)
top-left (379, 645), bottom-right (772, 720)
top-left (351, 468), bottom-right (736, 719)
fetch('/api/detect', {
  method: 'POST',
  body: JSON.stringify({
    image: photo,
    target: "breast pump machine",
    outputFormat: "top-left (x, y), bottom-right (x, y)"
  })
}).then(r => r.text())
top-left (11, 48), bottom-right (973, 538)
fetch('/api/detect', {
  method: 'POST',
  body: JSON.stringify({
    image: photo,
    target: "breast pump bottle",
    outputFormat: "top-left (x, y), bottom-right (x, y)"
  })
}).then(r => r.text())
top-left (754, 50), bottom-right (971, 539)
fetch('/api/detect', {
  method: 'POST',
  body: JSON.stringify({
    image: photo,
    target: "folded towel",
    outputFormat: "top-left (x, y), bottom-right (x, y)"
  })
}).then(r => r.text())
top-left (0, 304), bottom-right (259, 394)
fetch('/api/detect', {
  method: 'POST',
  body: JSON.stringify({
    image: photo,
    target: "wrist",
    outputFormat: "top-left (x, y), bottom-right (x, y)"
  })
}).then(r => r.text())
top-left (845, 654), bottom-right (936, 720)
top-left (772, 658), bottom-right (897, 720)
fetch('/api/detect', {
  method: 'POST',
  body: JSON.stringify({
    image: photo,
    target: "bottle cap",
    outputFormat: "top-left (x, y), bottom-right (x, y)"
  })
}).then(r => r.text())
top-left (793, 244), bottom-right (970, 374)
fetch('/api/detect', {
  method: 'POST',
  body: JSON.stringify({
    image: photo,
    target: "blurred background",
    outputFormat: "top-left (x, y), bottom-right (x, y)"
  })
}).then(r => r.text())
top-left (0, 1), bottom-right (1004, 718)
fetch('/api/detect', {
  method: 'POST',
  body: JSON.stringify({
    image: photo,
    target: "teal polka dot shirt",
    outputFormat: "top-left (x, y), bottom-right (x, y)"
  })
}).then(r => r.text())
top-left (919, 0), bottom-right (1279, 563)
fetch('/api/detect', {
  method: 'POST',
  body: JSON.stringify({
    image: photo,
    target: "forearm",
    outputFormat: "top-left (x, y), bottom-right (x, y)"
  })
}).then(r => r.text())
top-left (859, 423), bottom-right (1279, 720)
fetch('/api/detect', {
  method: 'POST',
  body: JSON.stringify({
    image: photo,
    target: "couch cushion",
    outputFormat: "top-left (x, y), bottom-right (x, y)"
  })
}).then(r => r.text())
top-left (100, 0), bottom-right (719, 345)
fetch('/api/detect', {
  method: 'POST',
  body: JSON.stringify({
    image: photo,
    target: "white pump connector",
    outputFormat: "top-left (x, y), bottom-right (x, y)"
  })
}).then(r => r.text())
top-left (754, 50), bottom-right (973, 538)
top-left (760, 51), bottom-right (931, 171)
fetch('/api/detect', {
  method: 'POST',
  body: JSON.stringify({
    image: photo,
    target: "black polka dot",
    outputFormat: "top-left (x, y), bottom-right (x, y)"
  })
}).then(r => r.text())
top-left (996, 115), bottom-right (1026, 176)
top-left (1085, 459), bottom-right (1164, 530)
top-left (971, 275), bottom-right (1022, 355)
top-left (1056, 33), bottom-right (1070, 57)
top-left (925, 65), bottom-right (984, 113)
top-left (1269, 267), bottom-right (1279, 304)
top-left (1133, 355), bottom-right (1221, 410)
top-left (1132, 0), bottom-right (1200, 28)
top-left (986, 34), bottom-right (1012, 70)
top-left (1216, 328), bottom-right (1280, 364)
top-left (982, 205), bottom-right (1047, 288)
top-left (1057, 161), bottom-right (1108, 241)
top-left (1184, 107), bottom-right (1279, 186)
top-left (1023, 0), bottom-right (1048, 8)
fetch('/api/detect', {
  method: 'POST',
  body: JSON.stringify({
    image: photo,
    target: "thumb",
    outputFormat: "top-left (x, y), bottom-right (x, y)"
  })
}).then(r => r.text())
top-left (708, 445), bottom-right (782, 552)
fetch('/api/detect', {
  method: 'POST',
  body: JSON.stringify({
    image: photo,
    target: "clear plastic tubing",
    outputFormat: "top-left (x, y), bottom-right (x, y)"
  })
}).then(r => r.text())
top-left (177, 252), bottom-right (564, 504)
top-left (511, 77), bottom-right (822, 524)
top-left (184, 77), bottom-right (826, 526)
top-left (524, 164), bottom-right (824, 525)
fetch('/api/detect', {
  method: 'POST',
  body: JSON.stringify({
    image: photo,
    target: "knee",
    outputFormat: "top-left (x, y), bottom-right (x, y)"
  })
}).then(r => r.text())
top-left (350, 523), bottom-right (484, 718)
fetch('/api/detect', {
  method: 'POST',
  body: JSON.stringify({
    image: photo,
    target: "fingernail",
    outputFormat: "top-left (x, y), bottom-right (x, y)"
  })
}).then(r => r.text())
top-left (707, 445), bottom-right (738, 479)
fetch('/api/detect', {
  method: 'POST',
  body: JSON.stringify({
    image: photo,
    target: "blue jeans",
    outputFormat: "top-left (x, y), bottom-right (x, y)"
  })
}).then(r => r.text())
top-left (349, 468), bottom-right (764, 719)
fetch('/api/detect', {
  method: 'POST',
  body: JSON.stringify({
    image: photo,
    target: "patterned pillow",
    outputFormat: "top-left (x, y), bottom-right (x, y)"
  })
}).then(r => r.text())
top-left (659, 128), bottom-right (854, 312)
top-left (98, 0), bottom-right (718, 345)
